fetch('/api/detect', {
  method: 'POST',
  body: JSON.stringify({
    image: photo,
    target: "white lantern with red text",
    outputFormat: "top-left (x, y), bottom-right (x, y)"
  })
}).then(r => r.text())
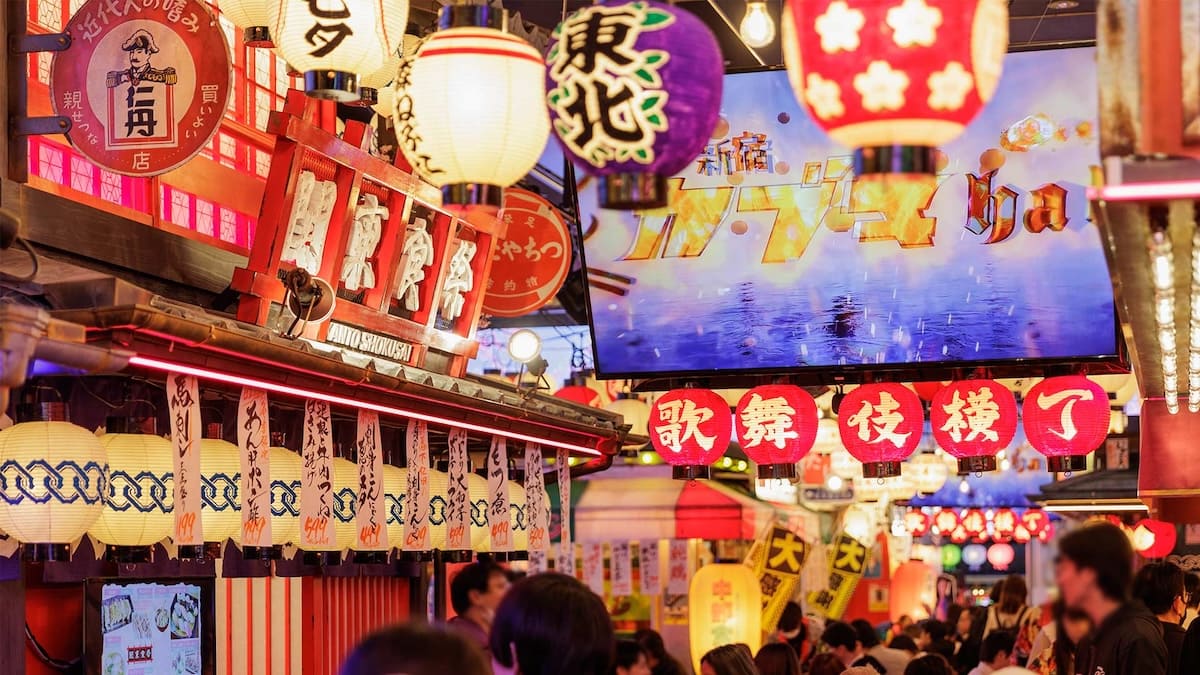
top-left (650, 388), bottom-right (732, 480)
top-left (838, 384), bottom-right (923, 478)
top-left (735, 385), bottom-right (818, 479)
top-left (931, 380), bottom-right (1017, 473)
top-left (1023, 376), bottom-right (1110, 472)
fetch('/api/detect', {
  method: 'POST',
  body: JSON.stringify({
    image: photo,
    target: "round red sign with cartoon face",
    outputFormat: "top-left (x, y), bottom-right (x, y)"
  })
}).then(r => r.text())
top-left (483, 189), bottom-right (572, 318)
top-left (51, 0), bottom-right (231, 176)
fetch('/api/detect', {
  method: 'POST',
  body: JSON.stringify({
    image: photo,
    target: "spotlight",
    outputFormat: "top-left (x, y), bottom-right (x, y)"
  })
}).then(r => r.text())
top-left (507, 329), bottom-right (541, 363)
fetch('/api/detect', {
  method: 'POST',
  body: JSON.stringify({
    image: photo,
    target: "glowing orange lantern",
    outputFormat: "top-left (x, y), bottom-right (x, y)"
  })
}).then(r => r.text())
top-left (1023, 376), bottom-right (1110, 472)
top-left (932, 508), bottom-right (959, 534)
top-left (931, 379), bottom-right (1017, 473)
top-left (650, 388), bottom-right (732, 480)
top-left (987, 543), bottom-right (1015, 570)
top-left (780, 0), bottom-right (1008, 176)
top-left (890, 560), bottom-right (936, 622)
top-left (1021, 509), bottom-right (1050, 537)
top-left (1036, 522), bottom-right (1055, 543)
top-left (961, 509), bottom-right (986, 536)
top-left (992, 508), bottom-right (1018, 542)
top-left (1134, 519), bottom-right (1178, 559)
top-left (735, 385), bottom-right (819, 479)
top-left (837, 383), bottom-right (924, 478)
top-left (554, 385), bottom-right (601, 407)
top-left (905, 510), bottom-right (931, 537)
top-left (688, 564), bottom-right (762, 673)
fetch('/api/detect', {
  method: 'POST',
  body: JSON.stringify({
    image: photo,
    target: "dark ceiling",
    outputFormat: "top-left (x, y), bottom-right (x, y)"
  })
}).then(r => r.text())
top-left (505, 0), bottom-right (1098, 70)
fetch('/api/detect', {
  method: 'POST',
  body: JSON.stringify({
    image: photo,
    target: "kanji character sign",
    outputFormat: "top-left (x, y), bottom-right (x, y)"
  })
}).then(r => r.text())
top-left (931, 380), bottom-right (1017, 472)
top-left (831, 534), bottom-right (868, 575)
top-left (1023, 376), bottom-right (1109, 472)
top-left (735, 385), bottom-right (818, 478)
top-left (837, 384), bottom-right (923, 477)
top-left (484, 189), bottom-right (572, 318)
top-left (649, 388), bottom-right (732, 475)
top-left (765, 527), bottom-right (808, 575)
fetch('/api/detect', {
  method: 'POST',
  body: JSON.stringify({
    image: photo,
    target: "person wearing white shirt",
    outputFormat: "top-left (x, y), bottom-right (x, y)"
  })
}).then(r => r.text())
top-left (969, 632), bottom-right (1015, 675)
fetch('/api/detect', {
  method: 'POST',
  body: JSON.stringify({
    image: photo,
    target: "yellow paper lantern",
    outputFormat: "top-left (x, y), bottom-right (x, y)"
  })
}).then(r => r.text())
top-left (267, 0), bottom-right (410, 101)
top-left (332, 457), bottom-right (358, 551)
top-left (199, 438), bottom-right (241, 544)
top-left (359, 33), bottom-right (422, 108)
top-left (232, 446), bottom-right (302, 548)
top-left (0, 421), bottom-right (108, 544)
top-left (384, 463), bottom-right (408, 551)
top-left (467, 474), bottom-right (548, 554)
top-left (89, 433), bottom-right (174, 547)
top-left (218, 0), bottom-right (273, 47)
top-left (688, 564), bottom-right (762, 673)
top-left (467, 472), bottom-right (492, 552)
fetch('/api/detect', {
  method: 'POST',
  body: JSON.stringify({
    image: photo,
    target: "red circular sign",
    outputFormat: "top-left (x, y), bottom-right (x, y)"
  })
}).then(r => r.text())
top-left (836, 383), bottom-right (923, 477)
top-left (734, 385), bottom-right (818, 468)
top-left (1022, 376), bottom-right (1109, 470)
top-left (930, 379), bottom-right (1017, 471)
top-left (51, 0), bottom-right (231, 176)
top-left (483, 189), bottom-right (572, 318)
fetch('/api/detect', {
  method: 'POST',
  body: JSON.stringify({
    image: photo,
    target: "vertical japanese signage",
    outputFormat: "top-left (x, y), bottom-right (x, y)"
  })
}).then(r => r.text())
top-left (51, 0), bottom-right (232, 176)
top-left (167, 373), bottom-right (202, 545)
top-left (404, 420), bottom-right (431, 551)
top-left (445, 429), bottom-right (470, 551)
top-left (524, 443), bottom-right (547, 552)
top-left (237, 388), bottom-right (271, 548)
top-left (611, 541), bottom-right (633, 596)
top-left (300, 400), bottom-right (334, 549)
top-left (807, 532), bottom-right (871, 620)
top-left (639, 541), bottom-right (661, 595)
top-left (488, 437), bottom-right (512, 552)
top-left (557, 450), bottom-right (574, 572)
top-left (355, 411), bottom-right (385, 550)
top-left (583, 542), bottom-right (606, 597)
top-left (747, 526), bottom-right (809, 630)
top-left (667, 540), bottom-right (690, 595)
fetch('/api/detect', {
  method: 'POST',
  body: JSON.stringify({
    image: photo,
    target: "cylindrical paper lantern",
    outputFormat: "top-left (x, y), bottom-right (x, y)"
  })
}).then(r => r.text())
top-left (987, 542), bottom-right (1015, 570)
top-left (1023, 376), bottom-right (1110, 472)
top-left (688, 564), bottom-right (762, 674)
top-left (332, 457), bottom-right (358, 551)
top-left (356, 33), bottom-right (421, 107)
top-left (546, 0), bottom-right (724, 209)
top-left (837, 383), bottom-right (923, 478)
top-left (781, 0), bottom-right (1008, 176)
top-left (467, 472), bottom-right (492, 552)
top-left (649, 388), bottom-right (732, 480)
top-left (931, 380), bottom-right (1017, 473)
top-left (735, 385), bottom-right (819, 479)
top-left (428, 469), bottom-right (453, 552)
top-left (199, 438), bottom-right (241, 544)
top-left (90, 433), bottom-right (173, 548)
top-left (907, 451), bottom-right (950, 495)
top-left (267, 447), bottom-right (302, 547)
top-left (219, 0), bottom-right (273, 47)
top-left (962, 543), bottom-right (987, 569)
top-left (384, 463), bottom-right (409, 549)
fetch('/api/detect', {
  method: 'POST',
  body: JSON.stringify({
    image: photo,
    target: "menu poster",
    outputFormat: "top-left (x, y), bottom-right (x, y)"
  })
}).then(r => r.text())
top-left (99, 581), bottom-right (203, 675)
top-left (611, 541), bottom-right (633, 596)
top-left (445, 428), bottom-right (470, 550)
top-left (300, 400), bottom-right (334, 549)
top-left (524, 444), bottom-right (547, 552)
top-left (488, 436), bottom-right (512, 552)
top-left (403, 420), bottom-right (431, 551)
top-left (639, 541), bottom-right (661, 596)
top-left (356, 410), bottom-right (386, 550)
top-left (583, 542), bottom-right (605, 597)
top-left (167, 373), bottom-right (202, 545)
top-left (667, 540), bottom-right (689, 595)
top-left (237, 387), bottom-right (272, 548)
top-left (557, 449), bottom-right (574, 572)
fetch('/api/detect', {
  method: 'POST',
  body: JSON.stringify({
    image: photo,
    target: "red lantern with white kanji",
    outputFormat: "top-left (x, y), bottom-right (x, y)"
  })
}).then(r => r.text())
top-left (1023, 376), bottom-right (1110, 472)
top-left (905, 510), bottom-right (931, 537)
top-left (933, 508), bottom-right (959, 534)
top-left (1036, 522), bottom-right (1055, 543)
top-left (949, 524), bottom-right (970, 544)
top-left (650, 388), bottom-right (732, 480)
top-left (735, 385), bottom-right (819, 480)
top-left (837, 383), bottom-right (924, 478)
top-left (931, 379), bottom-right (1017, 473)
top-left (961, 509), bottom-right (986, 537)
top-left (1021, 509), bottom-right (1049, 537)
top-left (1012, 524), bottom-right (1031, 544)
top-left (780, 0), bottom-right (1008, 176)
top-left (992, 508), bottom-right (1018, 541)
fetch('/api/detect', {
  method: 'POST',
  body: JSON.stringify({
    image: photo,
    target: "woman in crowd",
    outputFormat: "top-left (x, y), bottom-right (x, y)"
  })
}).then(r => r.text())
top-left (700, 644), bottom-right (759, 675)
top-left (754, 642), bottom-right (801, 675)
top-left (983, 575), bottom-right (1042, 665)
top-left (339, 622), bottom-right (491, 675)
top-left (954, 606), bottom-right (987, 674)
top-left (1026, 599), bottom-right (1090, 675)
top-left (614, 639), bottom-right (653, 675)
top-left (489, 573), bottom-right (614, 675)
top-left (635, 628), bottom-right (688, 675)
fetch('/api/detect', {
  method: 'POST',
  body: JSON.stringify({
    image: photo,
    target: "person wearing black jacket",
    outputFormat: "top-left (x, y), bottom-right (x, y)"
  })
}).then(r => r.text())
top-left (1056, 522), bottom-right (1168, 675)
top-left (1133, 561), bottom-right (1188, 674)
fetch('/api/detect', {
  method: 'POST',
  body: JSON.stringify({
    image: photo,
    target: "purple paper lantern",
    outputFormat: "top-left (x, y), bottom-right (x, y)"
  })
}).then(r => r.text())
top-left (546, 0), bottom-right (723, 210)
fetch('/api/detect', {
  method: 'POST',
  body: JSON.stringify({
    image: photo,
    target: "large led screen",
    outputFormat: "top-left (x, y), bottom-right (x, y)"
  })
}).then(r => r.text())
top-left (580, 48), bottom-right (1117, 378)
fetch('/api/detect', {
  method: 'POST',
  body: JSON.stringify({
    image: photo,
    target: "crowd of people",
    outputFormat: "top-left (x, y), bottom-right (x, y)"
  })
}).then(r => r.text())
top-left (334, 521), bottom-right (1196, 675)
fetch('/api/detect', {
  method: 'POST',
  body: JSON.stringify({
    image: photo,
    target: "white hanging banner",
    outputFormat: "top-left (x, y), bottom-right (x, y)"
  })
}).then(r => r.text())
top-left (667, 539), bottom-right (690, 594)
top-left (167, 373), bottom-right (203, 545)
top-left (557, 449), bottom-right (574, 573)
top-left (583, 542), bottom-right (605, 597)
top-left (446, 428), bottom-right (470, 550)
top-left (237, 387), bottom-right (272, 548)
top-left (488, 436), bottom-right (512, 552)
top-left (528, 549), bottom-right (548, 574)
top-left (403, 420), bottom-right (432, 551)
top-left (524, 443), bottom-right (547, 552)
top-left (639, 541), bottom-right (661, 596)
top-left (300, 399), bottom-right (335, 549)
top-left (611, 541), bottom-right (633, 596)
top-left (355, 410), bottom-right (386, 550)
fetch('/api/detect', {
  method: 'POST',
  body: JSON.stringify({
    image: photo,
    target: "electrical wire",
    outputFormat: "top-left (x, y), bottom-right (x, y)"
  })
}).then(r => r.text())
top-left (0, 237), bottom-right (40, 283)
top-left (26, 623), bottom-right (81, 672)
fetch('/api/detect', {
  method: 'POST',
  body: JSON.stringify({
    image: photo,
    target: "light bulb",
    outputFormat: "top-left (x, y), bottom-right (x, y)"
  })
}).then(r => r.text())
top-left (507, 329), bottom-right (541, 363)
top-left (958, 479), bottom-right (971, 494)
top-left (739, 1), bottom-right (776, 48)
top-left (826, 475), bottom-right (844, 491)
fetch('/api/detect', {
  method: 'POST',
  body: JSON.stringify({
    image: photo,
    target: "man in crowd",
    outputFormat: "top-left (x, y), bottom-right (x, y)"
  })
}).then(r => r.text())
top-left (1134, 562), bottom-right (1188, 674)
top-left (968, 632), bottom-right (1015, 675)
top-left (917, 619), bottom-right (957, 662)
top-left (852, 618), bottom-right (912, 675)
top-left (822, 621), bottom-right (888, 673)
top-left (447, 560), bottom-right (510, 651)
top-left (1056, 521), bottom-right (1167, 675)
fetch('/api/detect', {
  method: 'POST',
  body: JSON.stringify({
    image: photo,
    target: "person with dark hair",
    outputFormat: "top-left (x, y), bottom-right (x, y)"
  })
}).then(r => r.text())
top-left (1134, 561), bottom-right (1187, 674)
top-left (983, 576), bottom-right (1041, 665)
top-left (1057, 521), bottom-right (1168, 675)
top-left (614, 639), bottom-right (652, 675)
top-left (447, 560), bottom-right (510, 650)
top-left (490, 573), bottom-right (614, 675)
top-left (635, 628), bottom-right (687, 675)
top-left (1181, 573), bottom-right (1200, 674)
top-left (967, 631), bottom-right (1015, 675)
top-left (809, 652), bottom-right (846, 675)
top-left (754, 642), bottom-right (800, 675)
top-left (918, 620), bottom-right (957, 662)
top-left (776, 601), bottom-right (812, 664)
top-left (892, 634), bottom-right (920, 655)
top-left (339, 622), bottom-right (491, 675)
top-left (699, 644), bottom-right (758, 675)
top-left (854, 617), bottom-right (912, 674)
top-left (905, 653), bottom-right (957, 675)
top-left (823, 620), bottom-right (888, 673)
top-left (1182, 572), bottom-right (1200, 629)
top-left (954, 607), bottom-right (987, 675)
top-left (1027, 599), bottom-right (1090, 675)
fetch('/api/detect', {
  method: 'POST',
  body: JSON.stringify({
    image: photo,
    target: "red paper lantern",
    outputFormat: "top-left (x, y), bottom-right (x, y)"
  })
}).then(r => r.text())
top-left (949, 525), bottom-right (969, 545)
top-left (1036, 522), bottom-right (1055, 543)
top-left (1023, 376), bottom-right (1110, 472)
top-left (837, 383), bottom-right (924, 478)
top-left (1020, 509), bottom-right (1050, 537)
top-left (780, 0), bottom-right (1008, 176)
top-left (961, 509), bottom-right (987, 536)
top-left (931, 379), bottom-right (1017, 473)
top-left (933, 508), bottom-right (959, 534)
top-left (1135, 519), bottom-right (1178, 559)
top-left (987, 543), bottom-right (1015, 571)
top-left (1012, 524), bottom-right (1031, 544)
top-left (992, 508), bottom-right (1018, 539)
top-left (649, 388), bottom-right (732, 480)
top-left (554, 385), bottom-right (601, 407)
top-left (735, 385), bottom-right (819, 480)
top-left (905, 510), bottom-right (931, 537)
top-left (912, 381), bottom-right (945, 401)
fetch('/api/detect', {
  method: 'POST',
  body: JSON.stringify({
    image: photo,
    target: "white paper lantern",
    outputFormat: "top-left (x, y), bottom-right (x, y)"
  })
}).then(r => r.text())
top-left (830, 446), bottom-right (862, 480)
top-left (468, 474), bottom-right (546, 553)
top-left (397, 26), bottom-right (550, 209)
top-left (852, 475), bottom-right (887, 502)
top-left (908, 451), bottom-right (950, 496)
top-left (359, 33), bottom-right (422, 108)
top-left (200, 438), bottom-right (241, 544)
top-left (883, 473), bottom-right (917, 502)
top-left (843, 503), bottom-right (878, 545)
top-left (219, 0), bottom-right (273, 47)
top-left (467, 472), bottom-right (492, 553)
top-left (605, 397), bottom-right (651, 437)
top-left (0, 421), bottom-right (107, 544)
top-left (90, 433), bottom-right (174, 547)
top-left (268, 0), bottom-right (410, 101)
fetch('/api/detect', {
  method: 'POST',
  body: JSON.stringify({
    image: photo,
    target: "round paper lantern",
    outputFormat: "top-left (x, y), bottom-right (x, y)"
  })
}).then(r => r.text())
top-left (961, 508), bottom-right (986, 537)
top-left (843, 503), bottom-right (878, 544)
top-left (949, 524), bottom-right (970, 545)
top-left (199, 439), bottom-right (241, 544)
top-left (932, 508), bottom-right (959, 534)
top-left (89, 433), bottom-right (174, 548)
top-left (962, 543), bottom-right (988, 569)
top-left (912, 381), bottom-right (945, 401)
top-left (931, 380), bottom-right (1017, 473)
top-left (0, 421), bottom-right (107, 545)
top-left (1021, 509), bottom-right (1050, 537)
top-left (1023, 376), bottom-right (1110, 472)
top-left (781, 0), bottom-right (1008, 176)
top-left (830, 445), bottom-right (862, 480)
top-left (852, 476), bottom-right (887, 502)
top-left (267, 447), bottom-right (302, 547)
top-left (837, 383), bottom-right (924, 478)
top-left (991, 508), bottom-right (1018, 542)
top-left (905, 510), bottom-right (931, 537)
top-left (688, 564), bottom-right (763, 674)
top-left (1012, 524), bottom-right (1031, 544)
top-left (884, 473), bottom-right (917, 502)
top-left (606, 396), bottom-right (652, 437)
top-left (941, 544), bottom-right (961, 568)
top-left (1135, 519), bottom-right (1178, 558)
top-left (357, 33), bottom-right (422, 108)
top-left (268, 0), bottom-right (410, 100)
top-left (649, 388), bottom-right (732, 480)
top-left (907, 451), bottom-right (950, 495)
top-left (987, 542), bottom-right (1015, 570)
top-left (1036, 521), bottom-right (1055, 543)
top-left (546, 0), bottom-right (724, 210)
top-left (735, 385), bottom-right (819, 479)
top-left (332, 458), bottom-right (359, 550)
top-left (219, 0), bottom-right (273, 47)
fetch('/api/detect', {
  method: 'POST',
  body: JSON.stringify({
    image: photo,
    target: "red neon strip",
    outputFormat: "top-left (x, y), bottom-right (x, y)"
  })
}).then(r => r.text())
top-left (417, 46), bottom-right (544, 65)
top-left (1089, 181), bottom-right (1200, 202)
top-left (128, 355), bottom-right (601, 455)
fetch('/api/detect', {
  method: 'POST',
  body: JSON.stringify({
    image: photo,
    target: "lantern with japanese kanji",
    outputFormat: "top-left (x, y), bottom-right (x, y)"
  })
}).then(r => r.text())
top-left (221, 0), bottom-right (274, 47)
top-left (1023, 376), bottom-right (1110, 472)
top-left (1134, 519), bottom-right (1178, 558)
top-left (1021, 509), bottom-right (1050, 538)
top-left (949, 524), bottom-right (970, 545)
top-left (837, 383), bottom-right (924, 478)
top-left (907, 451), bottom-right (950, 495)
top-left (735, 385), bottom-right (819, 479)
top-left (961, 509), bottom-right (986, 537)
top-left (991, 507), bottom-right (1017, 543)
top-left (1036, 522), bottom-right (1055, 543)
top-left (1013, 524), bottom-right (1031, 544)
top-left (905, 510), bottom-right (931, 537)
top-left (649, 388), bottom-right (732, 480)
top-left (933, 508), bottom-right (959, 535)
top-left (546, 1), bottom-right (724, 210)
top-left (931, 379), bottom-right (1017, 473)
top-left (780, 0), bottom-right (1008, 176)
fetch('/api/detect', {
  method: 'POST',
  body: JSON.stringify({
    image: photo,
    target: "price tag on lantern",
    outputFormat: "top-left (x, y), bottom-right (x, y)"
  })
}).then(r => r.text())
top-left (558, 450), bottom-right (575, 573)
top-left (300, 400), bottom-right (334, 549)
top-left (445, 429), bottom-right (470, 551)
top-left (167, 373), bottom-right (202, 545)
top-left (404, 420), bottom-right (431, 551)
top-left (525, 444), bottom-right (547, 552)
top-left (356, 411), bottom-right (386, 550)
top-left (488, 437), bottom-right (512, 552)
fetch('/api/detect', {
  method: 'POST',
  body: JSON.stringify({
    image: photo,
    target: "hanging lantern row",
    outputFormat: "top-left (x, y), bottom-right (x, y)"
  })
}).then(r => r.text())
top-left (906, 507), bottom-right (1053, 545)
top-left (1090, 515), bottom-right (1179, 559)
top-left (945, 542), bottom-right (1015, 571)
